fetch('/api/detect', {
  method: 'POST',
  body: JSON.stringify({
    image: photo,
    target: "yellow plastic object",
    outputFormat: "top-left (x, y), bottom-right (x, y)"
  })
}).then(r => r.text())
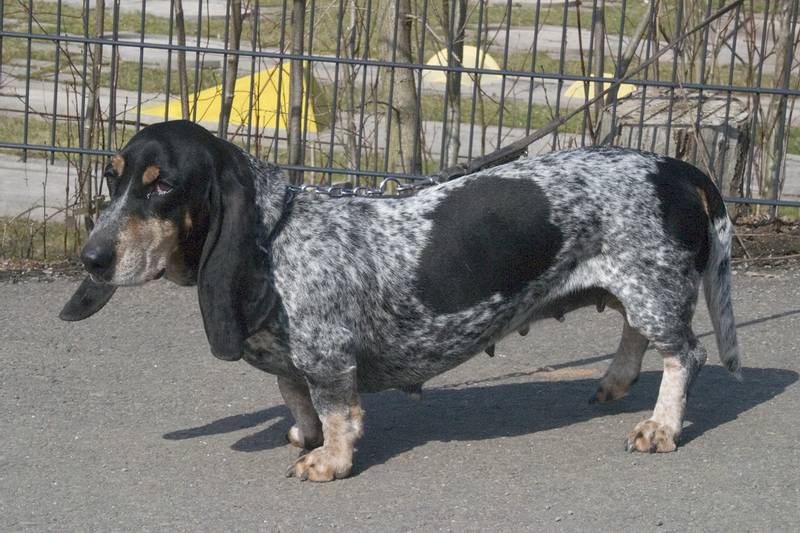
top-left (564, 73), bottom-right (636, 100)
top-left (139, 63), bottom-right (318, 131)
top-left (423, 46), bottom-right (503, 87)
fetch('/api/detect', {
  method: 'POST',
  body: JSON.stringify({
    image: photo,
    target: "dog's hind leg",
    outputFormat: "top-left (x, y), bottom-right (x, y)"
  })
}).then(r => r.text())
top-left (625, 332), bottom-right (706, 452)
top-left (617, 278), bottom-right (706, 453)
top-left (278, 376), bottom-right (323, 450)
top-left (286, 367), bottom-right (363, 481)
top-left (591, 318), bottom-right (649, 404)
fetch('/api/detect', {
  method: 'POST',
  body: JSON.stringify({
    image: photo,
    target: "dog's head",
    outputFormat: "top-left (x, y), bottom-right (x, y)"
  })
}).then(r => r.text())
top-left (60, 120), bottom-right (272, 361)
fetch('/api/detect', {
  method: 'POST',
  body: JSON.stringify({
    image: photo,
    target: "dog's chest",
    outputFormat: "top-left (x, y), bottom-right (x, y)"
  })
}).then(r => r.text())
top-left (242, 328), bottom-right (296, 378)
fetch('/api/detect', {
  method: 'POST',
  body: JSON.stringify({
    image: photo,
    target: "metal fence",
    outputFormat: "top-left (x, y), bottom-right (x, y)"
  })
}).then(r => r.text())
top-left (1, 0), bottom-right (799, 253)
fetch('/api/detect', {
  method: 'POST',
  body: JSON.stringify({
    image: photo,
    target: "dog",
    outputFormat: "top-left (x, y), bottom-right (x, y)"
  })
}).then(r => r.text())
top-left (60, 120), bottom-right (740, 481)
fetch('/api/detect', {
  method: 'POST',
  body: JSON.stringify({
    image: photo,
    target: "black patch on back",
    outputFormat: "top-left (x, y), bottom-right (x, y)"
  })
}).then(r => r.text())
top-left (648, 160), bottom-right (712, 271)
top-left (416, 178), bottom-right (563, 313)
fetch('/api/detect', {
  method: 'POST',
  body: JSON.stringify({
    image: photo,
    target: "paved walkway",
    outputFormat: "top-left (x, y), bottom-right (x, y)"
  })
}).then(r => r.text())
top-left (1, 269), bottom-right (798, 530)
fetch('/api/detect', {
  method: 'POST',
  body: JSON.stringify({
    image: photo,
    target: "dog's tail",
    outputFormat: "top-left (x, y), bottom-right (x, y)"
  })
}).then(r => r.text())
top-left (699, 181), bottom-right (741, 378)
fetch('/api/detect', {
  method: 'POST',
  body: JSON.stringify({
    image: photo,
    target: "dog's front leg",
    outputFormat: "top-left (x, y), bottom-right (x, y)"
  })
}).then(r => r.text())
top-left (286, 367), bottom-right (363, 482)
top-left (278, 376), bottom-right (323, 450)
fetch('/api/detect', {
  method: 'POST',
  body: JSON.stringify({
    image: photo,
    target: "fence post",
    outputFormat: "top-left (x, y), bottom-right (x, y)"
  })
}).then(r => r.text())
top-left (768, 0), bottom-right (799, 218)
top-left (79, 0), bottom-right (106, 227)
top-left (219, 0), bottom-right (243, 138)
top-left (175, 0), bottom-right (190, 120)
top-left (288, 0), bottom-right (306, 185)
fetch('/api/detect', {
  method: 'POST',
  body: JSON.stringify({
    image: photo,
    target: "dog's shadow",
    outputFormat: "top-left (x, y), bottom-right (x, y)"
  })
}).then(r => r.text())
top-left (163, 365), bottom-right (797, 472)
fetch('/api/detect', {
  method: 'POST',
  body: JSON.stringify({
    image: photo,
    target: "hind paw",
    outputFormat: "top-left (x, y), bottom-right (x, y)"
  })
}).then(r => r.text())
top-left (625, 420), bottom-right (678, 453)
top-left (590, 382), bottom-right (630, 404)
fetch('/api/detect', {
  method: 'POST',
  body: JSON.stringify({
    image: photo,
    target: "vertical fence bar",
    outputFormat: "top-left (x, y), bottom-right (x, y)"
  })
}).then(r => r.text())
top-left (289, 0), bottom-right (308, 184)
top-left (0, 0), bottom-right (4, 85)
top-left (743, 2), bottom-right (772, 202)
top-left (191, 0), bottom-right (203, 123)
top-left (271, 0), bottom-right (290, 163)
top-left (412, 0), bottom-right (430, 173)
top-left (592, 1), bottom-right (605, 142)
top-left (323, 0), bottom-right (348, 183)
top-left (664, 0), bottom-right (685, 156)
top-left (106, 0), bottom-right (121, 152)
top-left (635, 5), bottom-right (654, 151)
top-left (301, 0), bottom-right (317, 175)
top-left (607, 0), bottom-right (627, 146)
top-left (524, 0), bottom-right (542, 137)
top-left (580, 1), bottom-right (596, 146)
top-left (135, 0), bottom-right (147, 130)
top-left (50, 0), bottom-right (64, 163)
top-left (496, 0), bottom-right (514, 151)
top-left (217, 1), bottom-right (232, 137)
top-left (691, 0), bottom-right (714, 167)
top-left (552, 0), bottom-right (570, 150)
top-left (716, 1), bottom-right (743, 191)
top-left (164, 0), bottom-right (176, 122)
top-left (246, 0), bottom-right (259, 152)
top-left (439, 0), bottom-right (459, 169)
top-left (77, 0), bottom-right (90, 213)
top-left (768, 0), bottom-right (800, 216)
top-left (355, 0), bottom-right (376, 179)
top-left (467, 0), bottom-right (487, 160)
top-left (382, 0), bottom-right (402, 173)
top-left (22, 0), bottom-right (33, 162)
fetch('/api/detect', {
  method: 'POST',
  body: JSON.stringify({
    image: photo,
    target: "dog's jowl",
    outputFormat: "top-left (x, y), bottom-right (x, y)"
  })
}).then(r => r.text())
top-left (62, 120), bottom-right (740, 481)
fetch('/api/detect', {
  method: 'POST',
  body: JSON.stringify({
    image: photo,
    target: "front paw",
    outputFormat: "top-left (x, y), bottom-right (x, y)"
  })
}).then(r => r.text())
top-left (285, 446), bottom-right (353, 482)
top-left (625, 419), bottom-right (678, 453)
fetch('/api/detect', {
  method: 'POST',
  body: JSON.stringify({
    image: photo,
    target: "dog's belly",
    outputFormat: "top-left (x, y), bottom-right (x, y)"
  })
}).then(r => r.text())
top-left (354, 288), bottom-right (614, 393)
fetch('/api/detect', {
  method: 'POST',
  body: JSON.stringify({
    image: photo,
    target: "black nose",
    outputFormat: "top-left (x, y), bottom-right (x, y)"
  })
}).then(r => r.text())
top-left (81, 242), bottom-right (115, 279)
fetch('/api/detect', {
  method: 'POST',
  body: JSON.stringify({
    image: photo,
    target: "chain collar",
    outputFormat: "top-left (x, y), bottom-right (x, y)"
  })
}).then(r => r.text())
top-left (286, 176), bottom-right (439, 198)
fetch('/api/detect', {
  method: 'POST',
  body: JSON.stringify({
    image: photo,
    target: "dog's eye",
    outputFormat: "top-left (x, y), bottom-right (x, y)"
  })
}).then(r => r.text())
top-left (154, 180), bottom-right (173, 196)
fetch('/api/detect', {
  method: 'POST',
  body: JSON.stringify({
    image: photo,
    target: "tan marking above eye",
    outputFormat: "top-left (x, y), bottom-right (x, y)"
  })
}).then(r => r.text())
top-left (695, 186), bottom-right (710, 217)
top-left (142, 165), bottom-right (161, 185)
top-left (183, 211), bottom-right (193, 232)
top-left (111, 154), bottom-right (125, 175)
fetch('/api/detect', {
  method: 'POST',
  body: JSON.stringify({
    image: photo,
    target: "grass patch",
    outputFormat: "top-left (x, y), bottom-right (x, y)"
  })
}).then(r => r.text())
top-left (419, 92), bottom-right (583, 133)
top-left (777, 206), bottom-right (800, 220)
top-left (0, 114), bottom-right (136, 160)
top-left (4, 1), bottom-right (217, 39)
top-left (28, 55), bottom-right (222, 94)
top-left (480, 1), bottom-right (649, 36)
top-left (788, 126), bottom-right (800, 156)
top-left (0, 216), bottom-right (81, 261)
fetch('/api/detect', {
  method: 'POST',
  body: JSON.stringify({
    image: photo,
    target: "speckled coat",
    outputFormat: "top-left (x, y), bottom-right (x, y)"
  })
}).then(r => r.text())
top-left (61, 121), bottom-right (740, 481)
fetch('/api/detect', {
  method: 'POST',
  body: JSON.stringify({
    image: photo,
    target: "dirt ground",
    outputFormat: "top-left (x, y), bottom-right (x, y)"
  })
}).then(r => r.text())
top-left (731, 220), bottom-right (800, 266)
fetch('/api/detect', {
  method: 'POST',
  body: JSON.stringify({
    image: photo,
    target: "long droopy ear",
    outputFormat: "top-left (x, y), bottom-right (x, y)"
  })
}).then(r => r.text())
top-left (197, 151), bottom-right (259, 361)
top-left (59, 276), bottom-right (117, 321)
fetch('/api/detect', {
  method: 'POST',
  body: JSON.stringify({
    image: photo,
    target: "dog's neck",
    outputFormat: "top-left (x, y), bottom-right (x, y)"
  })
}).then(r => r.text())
top-left (242, 151), bottom-right (291, 237)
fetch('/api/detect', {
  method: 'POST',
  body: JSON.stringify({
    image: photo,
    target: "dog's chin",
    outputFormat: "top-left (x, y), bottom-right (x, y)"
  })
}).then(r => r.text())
top-left (164, 266), bottom-right (197, 286)
top-left (87, 272), bottom-right (112, 285)
top-left (103, 268), bottom-right (166, 287)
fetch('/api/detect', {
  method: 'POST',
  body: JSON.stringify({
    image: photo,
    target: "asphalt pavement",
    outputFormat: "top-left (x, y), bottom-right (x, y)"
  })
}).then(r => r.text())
top-left (1, 268), bottom-right (799, 531)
